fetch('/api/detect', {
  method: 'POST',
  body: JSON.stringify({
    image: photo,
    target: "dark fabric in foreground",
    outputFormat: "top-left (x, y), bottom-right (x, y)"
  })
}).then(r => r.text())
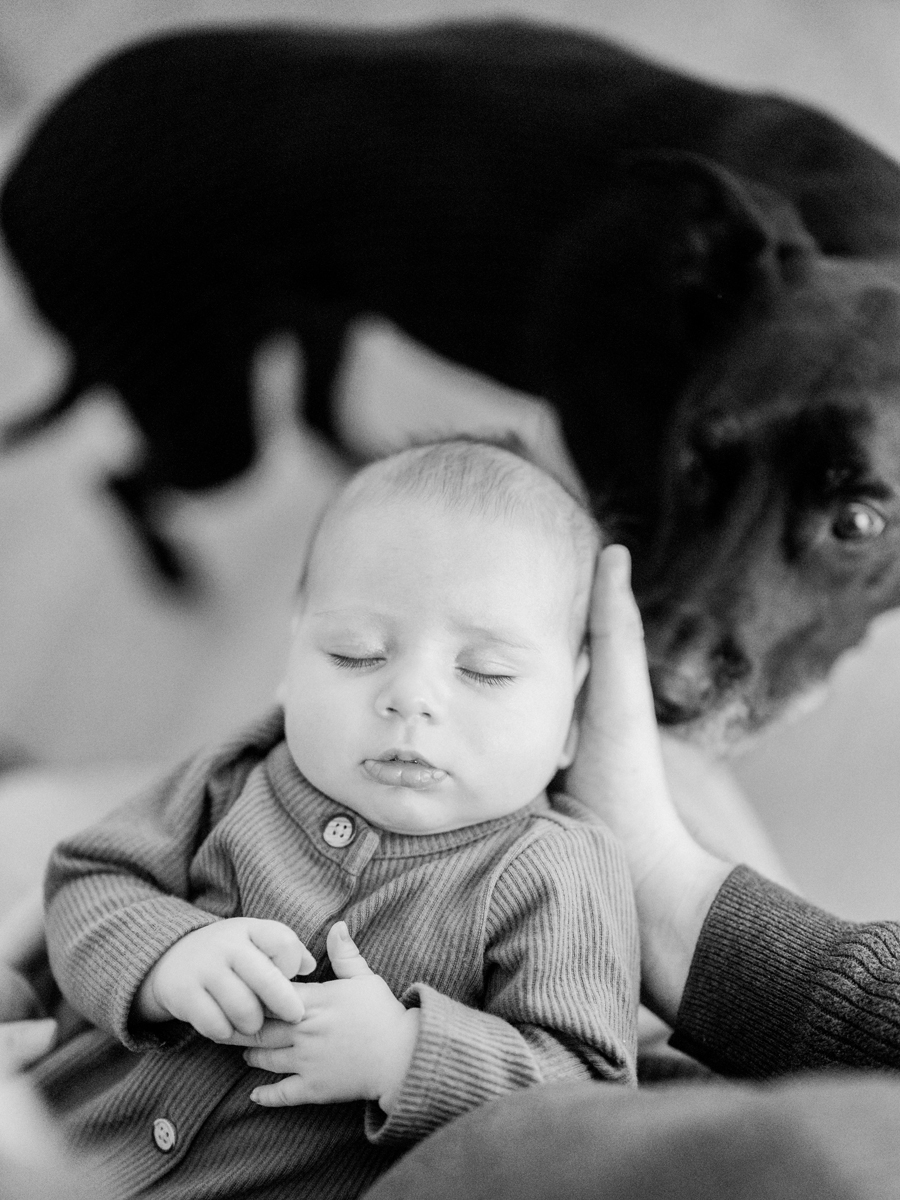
top-left (365, 1073), bottom-right (900, 1200)
top-left (367, 863), bottom-right (900, 1200)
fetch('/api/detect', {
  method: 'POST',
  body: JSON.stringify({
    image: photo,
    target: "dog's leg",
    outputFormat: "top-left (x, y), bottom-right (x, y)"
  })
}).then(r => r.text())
top-left (1, 360), bottom-right (91, 449)
top-left (298, 315), bottom-right (357, 458)
top-left (97, 328), bottom-right (262, 590)
top-left (104, 464), bottom-right (194, 591)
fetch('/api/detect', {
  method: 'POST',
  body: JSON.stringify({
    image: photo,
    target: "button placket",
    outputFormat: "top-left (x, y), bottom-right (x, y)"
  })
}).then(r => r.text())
top-left (341, 827), bottom-right (382, 875)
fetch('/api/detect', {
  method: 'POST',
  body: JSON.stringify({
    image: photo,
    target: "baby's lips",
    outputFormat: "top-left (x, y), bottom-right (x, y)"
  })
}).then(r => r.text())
top-left (362, 758), bottom-right (447, 788)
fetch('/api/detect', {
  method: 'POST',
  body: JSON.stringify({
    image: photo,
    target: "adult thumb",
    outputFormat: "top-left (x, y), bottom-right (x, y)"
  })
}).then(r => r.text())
top-left (326, 922), bottom-right (374, 978)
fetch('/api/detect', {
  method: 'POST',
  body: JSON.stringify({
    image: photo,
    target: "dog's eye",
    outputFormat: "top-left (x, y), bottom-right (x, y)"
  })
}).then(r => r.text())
top-left (830, 501), bottom-right (886, 541)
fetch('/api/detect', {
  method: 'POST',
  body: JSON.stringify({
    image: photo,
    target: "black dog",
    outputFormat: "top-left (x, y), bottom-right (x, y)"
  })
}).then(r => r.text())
top-left (4, 19), bottom-right (900, 745)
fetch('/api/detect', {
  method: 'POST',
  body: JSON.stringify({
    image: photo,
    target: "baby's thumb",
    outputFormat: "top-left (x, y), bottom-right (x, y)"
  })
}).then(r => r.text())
top-left (326, 922), bottom-right (373, 979)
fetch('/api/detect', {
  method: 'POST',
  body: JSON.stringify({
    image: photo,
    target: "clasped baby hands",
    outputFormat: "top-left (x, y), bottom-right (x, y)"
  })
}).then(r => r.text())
top-left (136, 918), bottom-right (418, 1112)
top-left (136, 916), bottom-right (315, 1039)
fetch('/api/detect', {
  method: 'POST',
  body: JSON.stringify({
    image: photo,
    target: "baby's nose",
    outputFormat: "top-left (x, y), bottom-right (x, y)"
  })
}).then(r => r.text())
top-left (375, 667), bottom-right (440, 721)
top-left (376, 690), bottom-right (435, 720)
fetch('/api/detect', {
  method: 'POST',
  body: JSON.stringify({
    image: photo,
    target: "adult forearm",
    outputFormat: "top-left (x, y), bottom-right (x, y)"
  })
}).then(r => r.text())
top-left (672, 866), bottom-right (900, 1075)
top-left (627, 836), bottom-right (731, 1026)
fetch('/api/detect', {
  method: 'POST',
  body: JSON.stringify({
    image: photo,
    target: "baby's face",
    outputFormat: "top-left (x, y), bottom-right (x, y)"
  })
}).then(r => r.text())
top-left (280, 497), bottom-right (589, 835)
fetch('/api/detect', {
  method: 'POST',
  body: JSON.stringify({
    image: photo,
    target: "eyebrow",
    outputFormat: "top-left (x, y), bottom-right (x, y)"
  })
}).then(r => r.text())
top-left (311, 610), bottom-right (538, 652)
top-left (448, 622), bottom-right (538, 652)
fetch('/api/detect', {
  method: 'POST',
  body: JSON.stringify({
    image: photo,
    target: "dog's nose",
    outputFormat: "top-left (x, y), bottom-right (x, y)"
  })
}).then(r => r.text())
top-left (646, 614), bottom-right (751, 726)
top-left (649, 662), bottom-right (714, 724)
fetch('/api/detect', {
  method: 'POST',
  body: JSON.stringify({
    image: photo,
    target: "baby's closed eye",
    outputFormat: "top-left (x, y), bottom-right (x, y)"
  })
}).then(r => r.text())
top-left (457, 666), bottom-right (516, 687)
top-left (329, 653), bottom-right (385, 670)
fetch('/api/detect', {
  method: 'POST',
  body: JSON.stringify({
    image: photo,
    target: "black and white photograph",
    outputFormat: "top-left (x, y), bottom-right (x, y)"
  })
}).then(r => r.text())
top-left (2, 2), bottom-right (900, 1197)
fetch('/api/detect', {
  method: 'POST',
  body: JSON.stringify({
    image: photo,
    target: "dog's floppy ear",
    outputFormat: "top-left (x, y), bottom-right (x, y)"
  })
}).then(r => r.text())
top-left (534, 151), bottom-right (815, 512)
top-left (622, 150), bottom-right (815, 314)
top-left (538, 150), bottom-right (815, 384)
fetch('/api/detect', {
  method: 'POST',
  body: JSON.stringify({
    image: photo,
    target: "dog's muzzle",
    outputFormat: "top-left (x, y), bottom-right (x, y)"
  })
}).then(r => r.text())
top-left (644, 612), bottom-right (752, 727)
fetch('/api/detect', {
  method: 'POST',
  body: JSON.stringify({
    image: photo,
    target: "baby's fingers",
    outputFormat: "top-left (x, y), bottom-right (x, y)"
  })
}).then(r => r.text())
top-left (243, 1045), bottom-right (300, 1074)
top-left (182, 991), bottom-right (237, 1043)
top-left (233, 950), bottom-right (306, 1025)
top-left (222, 1018), bottom-right (298, 1049)
top-left (247, 920), bottom-right (316, 980)
top-left (326, 922), bottom-right (373, 979)
top-left (250, 1074), bottom-right (313, 1107)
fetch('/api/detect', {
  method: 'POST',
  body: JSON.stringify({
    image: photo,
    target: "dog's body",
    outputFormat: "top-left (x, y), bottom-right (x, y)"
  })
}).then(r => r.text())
top-left (5, 20), bottom-right (900, 745)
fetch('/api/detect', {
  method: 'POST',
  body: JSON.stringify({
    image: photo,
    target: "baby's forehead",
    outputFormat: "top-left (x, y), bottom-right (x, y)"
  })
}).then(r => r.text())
top-left (325, 486), bottom-right (585, 568)
top-left (310, 491), bottom-right (592, 647)
top-left (304, 440), bottom-right (598, 601)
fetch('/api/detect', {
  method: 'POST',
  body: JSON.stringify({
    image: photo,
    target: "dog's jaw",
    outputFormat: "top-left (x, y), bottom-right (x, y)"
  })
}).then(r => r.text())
top-left (660, 679), bottom-right (833, 758)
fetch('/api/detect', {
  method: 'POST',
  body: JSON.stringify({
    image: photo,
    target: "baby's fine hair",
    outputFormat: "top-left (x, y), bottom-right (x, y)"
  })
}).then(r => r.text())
top-left (303, 436), bottom-right (604, 642)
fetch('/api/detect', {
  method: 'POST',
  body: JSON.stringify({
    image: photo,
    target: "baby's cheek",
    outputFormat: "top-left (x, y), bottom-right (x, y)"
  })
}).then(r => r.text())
top-left (284, 699), bottom-right (330, 778)
top-left (517, 691), bottom-right (576, 764)
top-left (291, 691), bottom-right (372, 796)
top-left (468, 705), bottom-right (546, 778)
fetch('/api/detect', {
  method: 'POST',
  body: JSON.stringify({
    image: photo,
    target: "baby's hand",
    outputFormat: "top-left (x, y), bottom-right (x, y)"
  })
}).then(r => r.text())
top-left (241, 923), bottom-right (419, 1112)
top-left (136, 918), bottom-right (315, 1041)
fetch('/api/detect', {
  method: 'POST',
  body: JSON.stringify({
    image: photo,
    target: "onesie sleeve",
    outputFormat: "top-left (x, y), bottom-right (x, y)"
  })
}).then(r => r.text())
top-left (367, 799), bottom-right (640, 1145)
top-left (43, 712), bottom-right (281, 1050)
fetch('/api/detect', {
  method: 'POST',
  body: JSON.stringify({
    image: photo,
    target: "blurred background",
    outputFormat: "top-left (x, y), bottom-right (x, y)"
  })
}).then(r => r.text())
top-left (0, 0), bottom-right (899, 923)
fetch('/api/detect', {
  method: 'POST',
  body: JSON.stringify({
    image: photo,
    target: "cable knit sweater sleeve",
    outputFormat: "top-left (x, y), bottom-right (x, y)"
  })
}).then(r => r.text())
top-left (43, 715), bottom-right (280, 1050)
top-left (670, 864), bottom-right (900, 1076)
top-left (368, 807), bottom-right (640, 1146)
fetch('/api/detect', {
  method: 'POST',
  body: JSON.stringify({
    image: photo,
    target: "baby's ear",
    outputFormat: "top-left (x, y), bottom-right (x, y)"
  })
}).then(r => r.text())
top-left (275, 613), bottom-right (302, 704)
top-left (558, 648), bottom-right (591, 769)
top-left (558, 717), bottom-right (581, 770)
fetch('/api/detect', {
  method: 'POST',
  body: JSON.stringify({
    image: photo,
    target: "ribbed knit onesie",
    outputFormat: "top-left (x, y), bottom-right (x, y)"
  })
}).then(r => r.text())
top-left (33, 708), bottom-right (639, 1200)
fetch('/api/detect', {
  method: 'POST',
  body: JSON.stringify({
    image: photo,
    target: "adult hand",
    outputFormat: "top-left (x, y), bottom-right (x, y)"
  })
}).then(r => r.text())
top-left (241, 922), bottom-right (419, 1112)
top-left (565, 545), bottom-right (732, 1024)
top-left (135, 917), bottom-right (314, 1040)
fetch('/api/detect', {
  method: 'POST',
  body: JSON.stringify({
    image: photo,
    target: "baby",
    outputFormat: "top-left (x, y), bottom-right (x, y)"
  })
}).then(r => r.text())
top-left (32, 438), bottom-right (639, 1200)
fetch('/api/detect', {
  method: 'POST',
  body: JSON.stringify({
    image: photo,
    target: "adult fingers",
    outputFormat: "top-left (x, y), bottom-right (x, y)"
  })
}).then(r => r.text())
top-left (325, 923), bottom-right (373, 979)
top-left (588, 544), bottom-right (657, 729)
top-left (570, 546), bottom-right (666, 787)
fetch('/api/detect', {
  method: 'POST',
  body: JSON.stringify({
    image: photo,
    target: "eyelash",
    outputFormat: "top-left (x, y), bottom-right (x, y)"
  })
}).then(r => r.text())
top-left (329, 655), bottom-right (515, 687)
top-left (330, 654), bottom-right (383, 670)
top-left (459, 668), bottom-right (515, 688)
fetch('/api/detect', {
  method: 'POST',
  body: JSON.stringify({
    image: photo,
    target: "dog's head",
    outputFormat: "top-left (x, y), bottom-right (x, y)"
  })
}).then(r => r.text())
top-left (542, 153), bottom-right (900, 749)
top-left (641, 265), bottom-right (900, 749)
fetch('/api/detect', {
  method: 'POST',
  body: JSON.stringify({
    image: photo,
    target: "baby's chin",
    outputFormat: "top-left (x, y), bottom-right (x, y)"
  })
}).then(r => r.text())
top-left (328, 778), bottom-right (499, 836)
top-left (348, 790), bottom-right (472, 836)
top-left (343, 781), bottom-right (548, 836)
